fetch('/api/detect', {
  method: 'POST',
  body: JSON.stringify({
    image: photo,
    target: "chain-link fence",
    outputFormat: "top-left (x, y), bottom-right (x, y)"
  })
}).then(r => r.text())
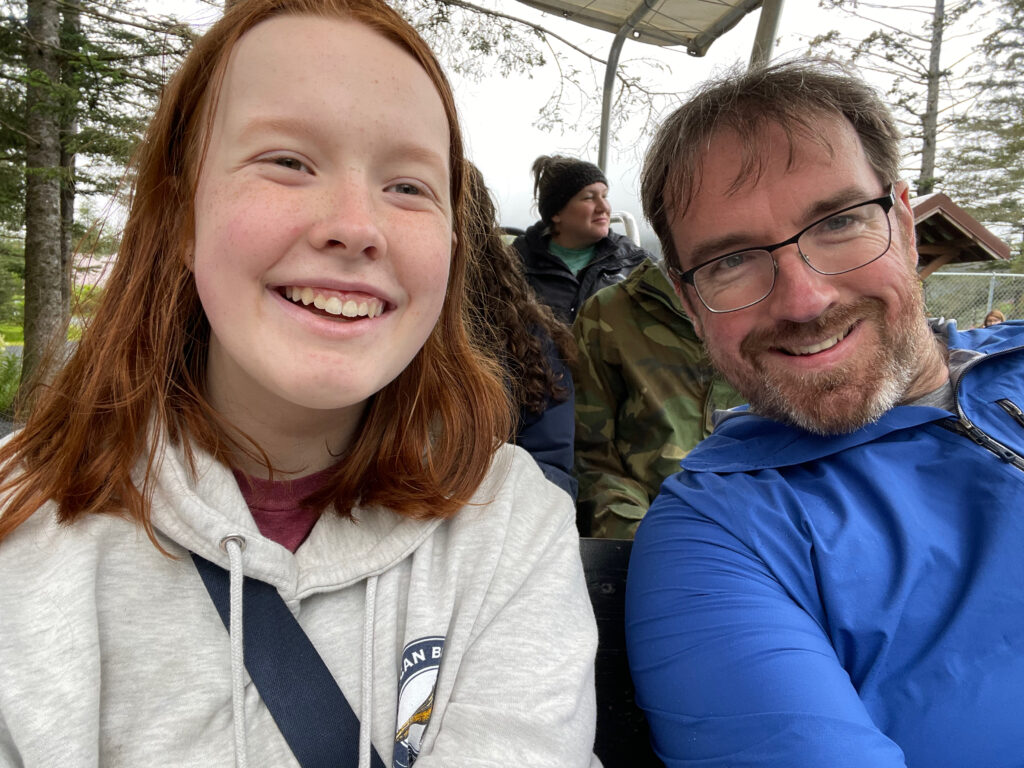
top-left (923, 272), bottom-right (1024, 328)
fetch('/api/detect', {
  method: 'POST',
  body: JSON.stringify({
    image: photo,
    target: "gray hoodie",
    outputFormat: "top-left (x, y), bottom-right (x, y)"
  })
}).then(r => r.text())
top-left (0, 440), bottom-right (600, 767)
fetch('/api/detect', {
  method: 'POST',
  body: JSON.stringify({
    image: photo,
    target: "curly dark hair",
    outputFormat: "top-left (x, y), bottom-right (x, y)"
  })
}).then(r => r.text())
top-left (464, 162), bottom-right (576, 415)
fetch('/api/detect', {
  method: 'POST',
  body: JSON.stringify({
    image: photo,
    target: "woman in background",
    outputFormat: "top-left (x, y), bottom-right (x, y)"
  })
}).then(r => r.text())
top-left (984, 309), bottom-right (1005, 327)
top-left (513, 155), bottom-right (650, 324)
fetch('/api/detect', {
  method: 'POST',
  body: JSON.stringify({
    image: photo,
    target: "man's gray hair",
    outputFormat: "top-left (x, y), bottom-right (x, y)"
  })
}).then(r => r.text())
top-left (641, 58), bottom-right (902, 273)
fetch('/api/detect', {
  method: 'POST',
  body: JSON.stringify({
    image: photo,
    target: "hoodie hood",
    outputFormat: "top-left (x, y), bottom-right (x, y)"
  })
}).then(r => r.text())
top-left (148, 440), bottom-right (440, 603)
top-left (628, 260), bottom-right (694, 325)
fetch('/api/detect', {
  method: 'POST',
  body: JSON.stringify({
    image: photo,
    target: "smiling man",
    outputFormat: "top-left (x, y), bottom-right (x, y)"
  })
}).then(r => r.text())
top-left (625, 60), bottom-right (1024, 768)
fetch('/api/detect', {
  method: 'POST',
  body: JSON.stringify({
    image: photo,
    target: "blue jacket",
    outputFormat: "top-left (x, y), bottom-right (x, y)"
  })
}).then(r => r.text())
top-left (626, 321), bottom-right (1024, 768)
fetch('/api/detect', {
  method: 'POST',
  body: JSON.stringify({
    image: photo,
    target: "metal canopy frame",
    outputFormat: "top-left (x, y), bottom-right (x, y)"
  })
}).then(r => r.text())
top-left (514, 0), bottom-right (785, 168)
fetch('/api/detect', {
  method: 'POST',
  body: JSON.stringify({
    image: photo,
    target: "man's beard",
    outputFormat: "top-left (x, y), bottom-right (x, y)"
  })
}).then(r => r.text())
top-left (706, 281), bottom-right (931, 436)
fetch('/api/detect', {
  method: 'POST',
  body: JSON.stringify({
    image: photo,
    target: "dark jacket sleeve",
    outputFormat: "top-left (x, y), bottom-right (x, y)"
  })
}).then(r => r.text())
top-left (515, 346), bottom-right (577, 501)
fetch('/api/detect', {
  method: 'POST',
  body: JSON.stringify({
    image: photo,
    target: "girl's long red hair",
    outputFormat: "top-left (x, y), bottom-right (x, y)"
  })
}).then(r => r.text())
top-left (0, 0), bottom-right (512, 548)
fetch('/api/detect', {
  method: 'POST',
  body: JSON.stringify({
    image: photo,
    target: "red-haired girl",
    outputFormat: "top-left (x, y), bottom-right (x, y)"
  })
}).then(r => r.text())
top-left (0, 2), bottom-right (598, 766)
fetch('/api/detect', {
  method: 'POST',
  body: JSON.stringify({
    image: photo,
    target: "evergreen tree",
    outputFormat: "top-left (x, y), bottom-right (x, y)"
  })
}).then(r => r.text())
top-left (943, 0), bottom-right (1024, 255)
top-left (0, 10), bottom-right (25, 237)
top-left (808, 0), bottom-right (981, 195)
top-left (1, 0), bottom-right (192, 389)
top-left (22, 0), bottom-right (63, 387)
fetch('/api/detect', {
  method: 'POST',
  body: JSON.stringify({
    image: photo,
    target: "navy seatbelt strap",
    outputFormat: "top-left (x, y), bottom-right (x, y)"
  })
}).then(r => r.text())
top-left (192, 552), bottom-right (387, 768)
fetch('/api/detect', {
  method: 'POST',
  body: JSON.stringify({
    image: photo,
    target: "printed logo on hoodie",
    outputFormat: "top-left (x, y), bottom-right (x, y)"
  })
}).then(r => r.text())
top-left (394, 636), bottom-right (445, 768)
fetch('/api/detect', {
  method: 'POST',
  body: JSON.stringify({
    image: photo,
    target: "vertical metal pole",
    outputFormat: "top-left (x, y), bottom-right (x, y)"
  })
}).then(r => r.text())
top-left (749, 0), bottom-right (785, 69)
top-left (598, 1), bottom-right (657, 171)
top-left (987, 276), bottom-right (996, 313)
top-left (598, 32), bottom-right (629, 172)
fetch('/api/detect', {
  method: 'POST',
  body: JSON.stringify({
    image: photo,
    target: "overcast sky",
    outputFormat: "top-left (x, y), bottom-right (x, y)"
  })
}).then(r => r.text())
top-left (453, 1), bottom-right (827, 235)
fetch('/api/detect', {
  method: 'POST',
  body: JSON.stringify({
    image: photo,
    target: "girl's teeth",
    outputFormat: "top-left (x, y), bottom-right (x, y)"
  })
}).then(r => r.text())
top-left (284, 286), bottom-right (383, 318)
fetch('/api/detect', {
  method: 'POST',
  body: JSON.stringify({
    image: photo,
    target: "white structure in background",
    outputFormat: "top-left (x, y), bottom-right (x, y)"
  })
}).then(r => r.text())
top-left (513, 0), bottom-right (785, 169)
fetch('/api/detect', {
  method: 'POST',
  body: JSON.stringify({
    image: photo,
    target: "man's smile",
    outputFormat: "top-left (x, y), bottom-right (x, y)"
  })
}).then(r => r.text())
top-left (773, 321), bottom-right (857, 357)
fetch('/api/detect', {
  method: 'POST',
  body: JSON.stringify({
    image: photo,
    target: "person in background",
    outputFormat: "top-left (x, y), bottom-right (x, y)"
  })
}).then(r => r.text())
top-left (572, 259), bottom-right (743, 538)
top-left (513, 155), bottom-right (650, 324)
top-left (984, 308), bottom-right (1005, 326)
top-left (0, 2), bottom-right (600, 765)
top-left (464, 162), bottom-right (578, 498)
top-left (627, 58), bottom-right (1024, 768)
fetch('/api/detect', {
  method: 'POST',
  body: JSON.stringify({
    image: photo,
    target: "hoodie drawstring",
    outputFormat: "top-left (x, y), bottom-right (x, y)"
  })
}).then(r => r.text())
top-left (212, 536), bottom-right (379, 768)
top-left (222, 534), bottom-right (249, 768)
top-left (359, 574), bottom-right (378, 768)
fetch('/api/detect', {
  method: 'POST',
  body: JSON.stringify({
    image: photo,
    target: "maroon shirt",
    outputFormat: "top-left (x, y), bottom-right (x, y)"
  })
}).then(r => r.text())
top-left (233, 467), bottom-right (333, 553)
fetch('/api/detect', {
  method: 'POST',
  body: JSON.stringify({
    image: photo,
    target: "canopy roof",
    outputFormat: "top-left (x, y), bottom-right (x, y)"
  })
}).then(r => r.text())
top-left (514, 0), bottom-right (778, 167)
top-left (514, 0), bottom-right (763, 56)
top-left (912, 192), bottom-right (1011, 277)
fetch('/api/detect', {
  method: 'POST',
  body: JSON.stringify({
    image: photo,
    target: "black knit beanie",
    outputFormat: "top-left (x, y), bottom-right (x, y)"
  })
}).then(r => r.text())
top-left (532, 155), bottom-right (608, 225)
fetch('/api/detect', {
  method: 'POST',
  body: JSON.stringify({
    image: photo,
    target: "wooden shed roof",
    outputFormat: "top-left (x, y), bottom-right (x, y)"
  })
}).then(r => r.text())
top-left (912, 192), bottom-right (1011, 277)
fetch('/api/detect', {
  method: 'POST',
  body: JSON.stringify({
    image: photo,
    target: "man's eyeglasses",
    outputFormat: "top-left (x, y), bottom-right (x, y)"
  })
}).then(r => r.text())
top-left (669, 188), bottom-right (896, 313)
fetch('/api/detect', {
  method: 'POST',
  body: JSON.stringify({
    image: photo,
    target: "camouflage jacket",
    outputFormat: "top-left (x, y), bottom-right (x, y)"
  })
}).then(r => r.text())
top-left (571, 260), bottom-right (744, 539)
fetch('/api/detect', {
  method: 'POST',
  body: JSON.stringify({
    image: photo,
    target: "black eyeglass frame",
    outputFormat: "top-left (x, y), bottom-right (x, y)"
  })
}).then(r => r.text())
top-left (669, 187), bottom-right (896, 314)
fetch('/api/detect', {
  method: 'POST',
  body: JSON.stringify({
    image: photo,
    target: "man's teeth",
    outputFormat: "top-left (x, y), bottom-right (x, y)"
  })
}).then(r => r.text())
top-left (283, 286), bottom-right (384, 318)
top-left (786, 328), bottom-right (850, 356)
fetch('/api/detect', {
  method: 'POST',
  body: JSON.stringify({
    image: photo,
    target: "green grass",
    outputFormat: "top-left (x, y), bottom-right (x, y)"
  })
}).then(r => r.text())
top-left (0, 350), bottom-right (20, 417)
top-left (0, 324), bottom-right (22, 345)
top-left (0, 324), bottom-right (82, 344)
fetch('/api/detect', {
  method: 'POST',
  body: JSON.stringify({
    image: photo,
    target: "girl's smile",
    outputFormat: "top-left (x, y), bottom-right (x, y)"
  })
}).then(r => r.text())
top-left (280, 286), bottom-right (387, 320)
